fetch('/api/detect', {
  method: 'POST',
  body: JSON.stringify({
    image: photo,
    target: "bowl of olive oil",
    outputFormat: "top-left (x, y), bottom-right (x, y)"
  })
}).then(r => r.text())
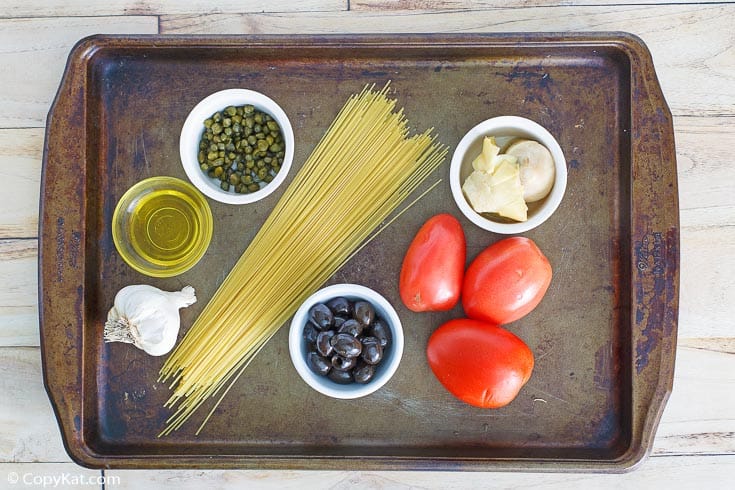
top-left (112, 176), bottom-right (213, 277)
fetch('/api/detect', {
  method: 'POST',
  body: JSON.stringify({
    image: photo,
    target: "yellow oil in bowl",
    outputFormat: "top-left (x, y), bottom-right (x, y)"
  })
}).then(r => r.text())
top-left (112, 177), bottom-right (213, 277)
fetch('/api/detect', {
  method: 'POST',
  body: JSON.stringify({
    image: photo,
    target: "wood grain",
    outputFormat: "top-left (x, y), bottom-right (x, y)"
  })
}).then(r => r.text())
top-left (353, 0), bottom-right (730, 10)
top-left (0, 1), bottom-right (343, 17)
top-left (0, 129), bottom-right (42, 238)
top-left (0, 240), bottom-right (38, 347)
top-left (103, 455), bottom-right (735, 488)
top-left (0, 17), bottom-right (158, 129)
top-left (653, 344), bottom-right (735, 456)
top-left (160, 5), bottom-right (735, 117)
top-left (0, 348), bottom-right (70, 463)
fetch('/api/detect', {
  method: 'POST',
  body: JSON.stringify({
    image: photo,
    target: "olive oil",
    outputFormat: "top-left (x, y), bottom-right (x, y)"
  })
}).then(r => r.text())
top-left (128, 189), bottom-right (202, 267)
top-left (113, 177), bottom-right (213, 277)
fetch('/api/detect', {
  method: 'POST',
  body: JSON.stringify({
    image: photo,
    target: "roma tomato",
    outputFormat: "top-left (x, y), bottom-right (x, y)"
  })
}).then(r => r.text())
top-left (400, 214), bottom-right (466, 312)
top-left (462, 236), bottom-right (551, 325)
top-left (426, 318), bottom-right (534, 408)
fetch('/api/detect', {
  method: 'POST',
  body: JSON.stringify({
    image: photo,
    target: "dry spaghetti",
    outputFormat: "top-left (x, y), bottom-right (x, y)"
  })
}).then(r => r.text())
top-left (158, 84), bottom-right (447, 435)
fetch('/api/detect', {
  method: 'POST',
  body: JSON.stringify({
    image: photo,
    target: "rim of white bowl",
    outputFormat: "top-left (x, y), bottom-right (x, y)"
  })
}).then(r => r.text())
top-left (180, 88), bottom-right (294, 205)
top-left (449, 116), bottom-right (567, 234)
top-left (288, 284), bottom-right (404, 399)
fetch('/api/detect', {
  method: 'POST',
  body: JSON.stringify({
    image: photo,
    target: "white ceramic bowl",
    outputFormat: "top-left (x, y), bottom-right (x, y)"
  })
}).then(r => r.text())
top-left (180, 88), bottom-right (295, 204)
top-left (289, 284), bottom-right (404, 399)
top-left (449, 116), bottom-right (567, 234)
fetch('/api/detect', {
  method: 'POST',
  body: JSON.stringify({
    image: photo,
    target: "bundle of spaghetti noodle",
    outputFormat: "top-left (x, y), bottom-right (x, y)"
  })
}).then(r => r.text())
top-left (158, 84), bottom-right (447, 435)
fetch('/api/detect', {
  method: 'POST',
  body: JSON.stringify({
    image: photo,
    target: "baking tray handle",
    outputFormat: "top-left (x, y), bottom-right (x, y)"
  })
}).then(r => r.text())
top-left (38, 37), bottom-right (98, 466)
top-left (625, 34), bottom-right (680, 465)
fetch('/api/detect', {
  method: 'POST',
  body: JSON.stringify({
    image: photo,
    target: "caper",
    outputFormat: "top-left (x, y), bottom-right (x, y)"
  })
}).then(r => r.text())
top-left (211, 123), bottom-right (222, 134)
top-left (220, 181), bottom-right (230, 191)
top-left (225, 106), bottom-right (237, 116)
top-left (247, 183), bottom-right (259, 192)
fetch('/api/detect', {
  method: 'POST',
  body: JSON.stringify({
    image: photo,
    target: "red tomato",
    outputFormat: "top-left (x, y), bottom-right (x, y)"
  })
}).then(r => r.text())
top-left (400, 214), bottom-right (466, 312)
top-left (426, 318), bottom-right (534, 408)
top-left (462, 237), bottom-right (551, 325)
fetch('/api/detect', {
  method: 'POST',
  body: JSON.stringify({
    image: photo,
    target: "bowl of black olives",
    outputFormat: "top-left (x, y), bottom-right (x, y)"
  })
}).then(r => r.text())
top-left (288, 284), bottom-right (404, 399)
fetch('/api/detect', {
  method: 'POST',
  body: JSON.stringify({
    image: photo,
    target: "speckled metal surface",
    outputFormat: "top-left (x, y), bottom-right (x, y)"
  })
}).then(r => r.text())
top-left (39, 33), bottom-right (678, 471)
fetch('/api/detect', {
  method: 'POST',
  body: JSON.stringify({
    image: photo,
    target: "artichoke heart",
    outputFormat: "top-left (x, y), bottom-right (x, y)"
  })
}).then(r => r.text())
top-left (462, 153), bottom-right (528, 222)
top-left (471, 136), bottom-right (501, 173)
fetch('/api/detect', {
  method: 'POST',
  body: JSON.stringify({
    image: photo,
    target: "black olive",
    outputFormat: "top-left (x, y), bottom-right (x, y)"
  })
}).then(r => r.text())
top-left (331, 354), bottom-right (357, 371)
top-left (370, 319), bottom-right (392, 348)
top-left (326, 296), bottom-right (351, 317)
top-left (330, 333), bottom-right (362, 358)
top-left (316, 330), bottom-right (335, 357)
top-left (338, 318), bottom-right (364, 337)
top-left (354, 300), bottom-right (375, 326)
top-left (334, 316), bottom-right (347, 328)
top-left (303, 323), bottom-right (320, 345)
top-left (308, 303), bottom-right (334, 330)
top-left (361, 337), bottom-right (383, 365)
top-left (353, 361), bottom-right (376, 384)
top-left (327, 368), bottom-right (353, 384)
top-left (306, 351), bottom-right (331, 376)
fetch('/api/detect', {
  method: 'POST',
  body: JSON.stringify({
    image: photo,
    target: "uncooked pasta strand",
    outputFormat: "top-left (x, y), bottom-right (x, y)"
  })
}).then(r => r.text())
top-left (158, 84), bottom-right (447, 436)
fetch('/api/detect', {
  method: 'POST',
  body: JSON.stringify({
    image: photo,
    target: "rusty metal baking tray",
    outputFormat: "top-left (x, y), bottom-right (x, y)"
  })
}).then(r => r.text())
top-left (39, 34), bottom-right (679, 471)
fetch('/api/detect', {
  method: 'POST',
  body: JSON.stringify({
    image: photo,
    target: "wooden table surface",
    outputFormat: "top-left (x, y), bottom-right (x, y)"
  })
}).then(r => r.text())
top-left (1, 1), bottom-right (732, 488)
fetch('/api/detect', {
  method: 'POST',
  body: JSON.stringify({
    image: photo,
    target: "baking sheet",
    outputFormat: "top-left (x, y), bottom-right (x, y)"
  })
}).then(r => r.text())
top-left (39, 33), bottom-right (679, 471)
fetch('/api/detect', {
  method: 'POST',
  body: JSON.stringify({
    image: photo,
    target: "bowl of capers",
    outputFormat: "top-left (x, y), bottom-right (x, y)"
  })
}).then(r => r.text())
top-left (289, 284), bottom-right (404, 399)
top-left (180, 88), bottom-right (295, 204)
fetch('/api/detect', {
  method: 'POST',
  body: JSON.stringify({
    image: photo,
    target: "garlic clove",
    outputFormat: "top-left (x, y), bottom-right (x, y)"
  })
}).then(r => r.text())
top-left (505, 139), bottom-right (555, 203)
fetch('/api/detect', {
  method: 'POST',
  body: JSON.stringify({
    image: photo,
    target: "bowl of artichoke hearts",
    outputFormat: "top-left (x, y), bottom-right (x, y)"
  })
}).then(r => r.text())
top-left (449, 116), bottom-right (567, 234)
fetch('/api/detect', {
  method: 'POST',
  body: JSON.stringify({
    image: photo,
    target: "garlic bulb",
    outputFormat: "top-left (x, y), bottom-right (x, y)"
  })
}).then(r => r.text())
top-left (104, 284), bottom-right (196, 356)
